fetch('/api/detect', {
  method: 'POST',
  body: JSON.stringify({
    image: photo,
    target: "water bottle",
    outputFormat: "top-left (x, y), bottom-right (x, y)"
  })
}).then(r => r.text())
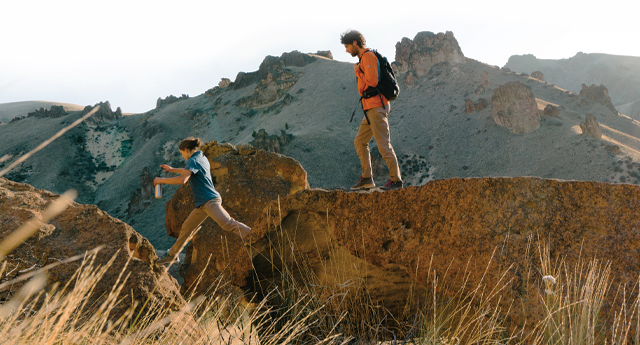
top-left (155, 184), bottom-right (162, 199)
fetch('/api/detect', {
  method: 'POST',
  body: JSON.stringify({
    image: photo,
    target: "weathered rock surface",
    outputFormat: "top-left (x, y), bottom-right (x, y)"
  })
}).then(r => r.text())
top-left (82, 101), bottom-right (123, 125)
top-left (233, 51), bottom-right (315, 109)
top-left (0, 178), bottom-right (184, 319)
top-left (156, 94), bottom-right (190, 109)
top-left (543, 104), bottom-right (560, 117)
top-left (491, 82), bottom-right (539, 133)
top-left (27, 105), bottom-right (68, 119)
top-left (250, 128), bottom-right (294, 153)
top-left (314, 50), bottom-right (333, 59)
top-left (505, 53), bottom-right (640, 119)
top-left (464, 99), bottom-right (476, 113)
top-left (248, 177), bottom-right (640, 333)
top-left (580, 113), bottom-right (603, 139)
top-left (580, 83), bottom-right (619, 115)
top-left (530, 71), bottom-right (544, 81)
top-left (394, 31), bottom-right (465, 76)
top-left (165, 141), bottom-right (309, 294)
top-left (126, 167), bottom-right (156, 217)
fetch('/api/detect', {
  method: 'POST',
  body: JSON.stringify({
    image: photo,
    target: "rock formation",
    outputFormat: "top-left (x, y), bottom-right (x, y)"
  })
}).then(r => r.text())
top-left (465, 98), bottom-right (489, 113)
top-left (248, 177), bottom-right (640, 333)
top-left (394, 31), bottom-right (465, 76)
top-left (250, 129), bottom-right (294, 153)
top-left (82, 101), bottom-right (123, 125)
top-left (156, 94), bottom-right (190, 109)
top-left (233, 51), bottom-right (315, 109)
top-left (314, 50), bottom-right (333, 59)
top-left (580, 113), bottom-right (603, 139)
top-left (126, 167), bottom-right (156, 217)
top-left (0, 178), bottom-right (184, 320)
top-left (531, 71), bottom-right (544, 81)
top-left (491, 82), bottom-right (539, 133)
top-left (464, 99), bottom-right (476, 113)
top-left (475, 98), bottom-right (489, 111)
top-left (164, 141), bottom-right (309, 294)
top-left (543, 104), bottom-right (560, 117)
top-left (580, 84), bottom-right (619, 115)
top-left (218, 78), bottom-right (231, 88)
top-left (27, 105), bottom-right (68, 119)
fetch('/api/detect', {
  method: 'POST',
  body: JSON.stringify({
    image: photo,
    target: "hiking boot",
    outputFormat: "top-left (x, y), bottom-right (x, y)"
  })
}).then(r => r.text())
top-left (158, 252), bottom-right (180, 265)
top-left (380, 179), bottom-right (403, 191)
top-left (351, 176), bottom-right (375, 190)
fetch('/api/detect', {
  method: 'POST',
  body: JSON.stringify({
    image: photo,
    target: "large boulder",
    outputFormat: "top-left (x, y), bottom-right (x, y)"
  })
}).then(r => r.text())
top-left (394, 31), bottom-right (465, 76)
top-left (580, 113), bottom-right (603, 139)
top-left (0, 177), bottom-right (184, 320)
top-left (251, 177), bottom-right (640, 333)
top-left (165, 141), bottom-right (309, 294)
top-left (491, 82), bottom-right (540, 133)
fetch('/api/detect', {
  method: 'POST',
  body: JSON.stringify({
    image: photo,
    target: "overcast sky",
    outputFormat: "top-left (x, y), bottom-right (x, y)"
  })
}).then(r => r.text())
top-left (1, 0), bottom-right (636, 114)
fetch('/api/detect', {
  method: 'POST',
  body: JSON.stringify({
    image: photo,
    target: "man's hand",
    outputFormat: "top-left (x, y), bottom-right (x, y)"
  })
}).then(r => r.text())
top-left (160, 164), bottom-right (173, 172)
top-left (354, 63), bottom-right (360, 73)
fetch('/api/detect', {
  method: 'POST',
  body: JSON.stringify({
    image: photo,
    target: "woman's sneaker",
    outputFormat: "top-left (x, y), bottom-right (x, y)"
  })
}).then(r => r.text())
top-left (381, 179), bottom-right (403, 190)
top-left (351, 176), bottom-right (375, 190)
top-left (158, 252), bottom-right (180, 265)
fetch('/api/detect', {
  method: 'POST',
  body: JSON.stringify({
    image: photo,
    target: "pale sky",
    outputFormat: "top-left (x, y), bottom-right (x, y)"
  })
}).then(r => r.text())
top-left (1, 0), bottom-right (636, 114)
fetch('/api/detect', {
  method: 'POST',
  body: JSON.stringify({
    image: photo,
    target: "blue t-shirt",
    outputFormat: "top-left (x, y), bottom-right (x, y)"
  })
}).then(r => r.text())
top-left (185, 150), bottom-right (220, 207)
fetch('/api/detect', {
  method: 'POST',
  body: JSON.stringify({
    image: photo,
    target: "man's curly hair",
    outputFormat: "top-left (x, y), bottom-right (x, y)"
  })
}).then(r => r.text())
top-left (340, 30), bottom-right (366, 48)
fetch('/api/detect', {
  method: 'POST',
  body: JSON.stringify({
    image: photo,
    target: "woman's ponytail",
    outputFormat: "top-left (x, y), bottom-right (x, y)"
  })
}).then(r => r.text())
top-left (179, 137), bottom-right (203, 151)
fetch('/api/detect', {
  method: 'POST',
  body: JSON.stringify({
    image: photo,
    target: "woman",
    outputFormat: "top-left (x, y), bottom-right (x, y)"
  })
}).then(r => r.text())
top-left (154, 137), bottom-right (251, 265)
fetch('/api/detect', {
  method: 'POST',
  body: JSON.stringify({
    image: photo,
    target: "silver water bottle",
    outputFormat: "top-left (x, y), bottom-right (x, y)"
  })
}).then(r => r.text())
top-left (155, 184), bottom-right (162, 198)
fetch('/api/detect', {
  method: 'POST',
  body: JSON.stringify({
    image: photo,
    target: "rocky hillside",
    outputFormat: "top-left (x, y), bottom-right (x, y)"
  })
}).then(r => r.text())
top-left (0, 101), bottom-right (84, 123)
top-left (504, 52), bottom-right (640, 120)
top-left (2, 31), bottom-right (640, 251)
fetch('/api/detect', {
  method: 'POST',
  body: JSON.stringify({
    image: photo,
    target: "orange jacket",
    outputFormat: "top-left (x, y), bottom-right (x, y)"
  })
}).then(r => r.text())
top-left (355, 49), bottom-right (389, 110)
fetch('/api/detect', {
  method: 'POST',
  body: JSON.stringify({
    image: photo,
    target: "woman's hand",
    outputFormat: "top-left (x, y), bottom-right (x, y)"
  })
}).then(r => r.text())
top-left (153, 177), bottom-right (162, 186)
top-left (160, 164), bottom-right (173, 172)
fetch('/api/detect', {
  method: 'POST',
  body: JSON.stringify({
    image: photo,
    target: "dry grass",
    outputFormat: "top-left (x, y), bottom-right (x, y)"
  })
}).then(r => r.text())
top-left (2, 122), bottom-right (640, 344)
top-left (2, 197), bottom-right (640, 344)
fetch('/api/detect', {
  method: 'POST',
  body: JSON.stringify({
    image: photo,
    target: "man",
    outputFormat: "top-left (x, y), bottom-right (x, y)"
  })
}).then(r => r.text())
top-left (341, 30), bottom-right (403, 190)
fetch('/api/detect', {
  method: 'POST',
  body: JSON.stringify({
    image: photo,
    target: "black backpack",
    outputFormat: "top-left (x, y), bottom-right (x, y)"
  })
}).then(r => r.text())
top-left (350, 49), bottom-right (400, 123)
top-left (361, 49), bottom-right (399, 101)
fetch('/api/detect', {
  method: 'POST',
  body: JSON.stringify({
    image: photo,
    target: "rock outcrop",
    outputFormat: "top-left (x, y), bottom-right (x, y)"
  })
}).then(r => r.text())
top-left (580, 113), bottom-right (603, 139)
top-left (82, 101), bottom-right (123, 125)
top-left (27, 105), bottom-right (68, 119)
top-left (394, 31), bottom-right (465, 76)
top-left (580, 84), bottom-right (619, 115)
top-left (0, 178), bottom-right (183, 320)
top-left (314, 50), bottom-right (333, 59)
top-left (531, 71), bottom-right (544, 81)
top-left (249, 177), bottom-right (640, 333)
top-left (165, 141), bottom-right (309, 294)
top-left (491, 82), bottom-right (539, 133)
top-left (126, 167), bottom-right (156, 217)
top-left (250, 129), bottom-right (294, 153)
top-left (233, 51), bottom-right (316, 109)
top-left (156, 94), bottom-right (189, 109)
top-left (543, 104), bottom-right (560, 117)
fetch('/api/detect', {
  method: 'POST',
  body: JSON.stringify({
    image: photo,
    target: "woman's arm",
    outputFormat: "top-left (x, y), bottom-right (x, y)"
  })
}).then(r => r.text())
top-left (154, 169), bottom-right (192, 185)
top-left (160, 164), bottom-right (188, 174)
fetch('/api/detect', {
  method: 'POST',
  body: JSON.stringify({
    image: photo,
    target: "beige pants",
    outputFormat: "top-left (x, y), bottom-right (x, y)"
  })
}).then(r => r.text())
top-left (168, 198), bottom-right (251, 257)
top-left (354, 105), bottom-right (402, 182)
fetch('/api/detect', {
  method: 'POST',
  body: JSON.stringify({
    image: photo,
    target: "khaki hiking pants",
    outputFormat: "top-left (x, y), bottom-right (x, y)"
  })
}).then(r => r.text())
top-left (354, 105), bottom-right (402, 182)
top-left (168, 198), bottom-right (251, 257)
